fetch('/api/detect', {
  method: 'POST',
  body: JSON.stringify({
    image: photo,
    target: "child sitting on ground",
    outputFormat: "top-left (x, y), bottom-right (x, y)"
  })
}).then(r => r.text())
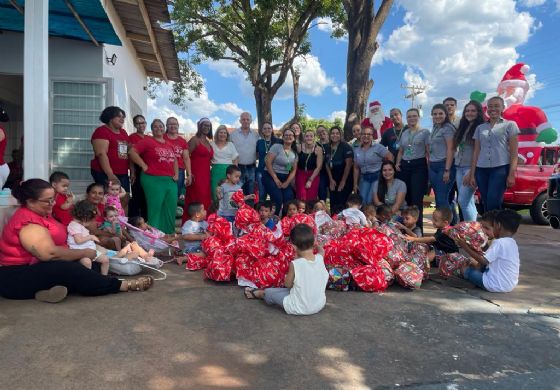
top-left (284, 200), bottom-right (299, 218)
top-left (375, 204), bottom-right (393, 224)
top-left (181, 202), bottom-right (209, 256)
top-left (406, 206), bottom-right (458, 265)
top-left (256, 200), bottom-right (279, 230)
top-left (216, 165), bottom-right (255, 222)
top-left (363, 203), bottom-right (378, 227)
top-left (99, 206), bottom-right (134, 250)
top-left (312, 200), bottom-right (327, 213)
top-left (479, 210), bottom-right (498, 247)
top-left (296, 199), bottom-right (307, 214)
top-left (244, 224), bottom-right (329, 315)
top-left (338, 194), bottom-right (367, 227)
top-left (128, 216), bottom-right (179, 244)
top-left (50, 171), bottom-right (74, 226)
top-left (395, 205), bottom-right (422, 237)
top-left (105, 179), bottom-right (126, 217)
top-left (67, 201), bottom-right (155, 275)
top-left (457, 209), bottom-right (521, 293)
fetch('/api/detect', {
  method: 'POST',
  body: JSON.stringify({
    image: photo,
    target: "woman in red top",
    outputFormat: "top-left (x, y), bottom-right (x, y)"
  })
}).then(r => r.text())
top-left (129, 119), bottom-right (178, 234)
top-left (0, 179), bottom-right (154, 303)
top-left (128, 114), bottom-right (148, 220)
top-left (0, 106), bottom-right (10, 188)
top-left (165, 117), bottom-right (192, 199)
top-left (182, 118), bottom-right (214, 223)
top-left (90, 106), bottom-right (130, 192)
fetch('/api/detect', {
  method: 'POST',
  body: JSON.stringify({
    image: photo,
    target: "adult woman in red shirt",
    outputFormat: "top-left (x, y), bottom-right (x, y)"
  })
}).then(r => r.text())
top-left (129, 119), bottom-right (178, 234)
top-left (90, 106), bottom-right (130, 191)
top-left (182, 118), bottom-right (214, 222)
top-left (0, 106), bottom-right (10, 189)
top-left (128, 114), bottom-right (148, 219)
top-left (164, 117), bottom-right (192, 198)
top-left (0, 179), bottom-right (154, 303)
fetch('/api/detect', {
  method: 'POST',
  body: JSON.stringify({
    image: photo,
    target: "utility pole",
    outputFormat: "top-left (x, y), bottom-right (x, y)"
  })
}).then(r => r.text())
top-left (401, 84), bottom-right (426, 108)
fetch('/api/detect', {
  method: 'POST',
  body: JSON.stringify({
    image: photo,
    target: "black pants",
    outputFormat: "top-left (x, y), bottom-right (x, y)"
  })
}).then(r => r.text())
top-left (128, 168), bottom-right (148, 219)
top-left (329, 174), bottom-right (353, 215)
top-left (0, 261), bottom-right (122, 300)
top-left (398, 158), bottom-right (428, 230)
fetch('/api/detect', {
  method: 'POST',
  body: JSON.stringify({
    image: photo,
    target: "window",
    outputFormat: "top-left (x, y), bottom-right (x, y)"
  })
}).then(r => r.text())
top-left (51, 81), bottom-right (106, 182)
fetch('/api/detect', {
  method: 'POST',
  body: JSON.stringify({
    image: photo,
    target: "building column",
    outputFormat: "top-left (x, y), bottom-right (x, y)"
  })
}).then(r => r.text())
top-left (23, 0), bottom-right (49, 180)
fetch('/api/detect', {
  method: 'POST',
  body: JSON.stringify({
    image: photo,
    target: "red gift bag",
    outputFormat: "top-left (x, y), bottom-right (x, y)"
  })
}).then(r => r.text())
top-left (350, 264), bottom-right (388, 292)
top-left (395, 262), bottom-right (423, 289)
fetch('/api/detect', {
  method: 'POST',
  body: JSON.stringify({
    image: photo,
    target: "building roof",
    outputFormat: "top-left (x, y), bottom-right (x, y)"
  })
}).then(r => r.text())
top-left (111, 0), bottom-right (181, 82)
top-left (0, 0), bottom-right (121, 45)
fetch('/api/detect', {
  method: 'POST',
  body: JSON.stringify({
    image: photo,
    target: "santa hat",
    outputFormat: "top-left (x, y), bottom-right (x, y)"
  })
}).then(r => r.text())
top-left (369, 101), bottom-right (381, 109)
top-left (498, 63), bottom-right (530, 92)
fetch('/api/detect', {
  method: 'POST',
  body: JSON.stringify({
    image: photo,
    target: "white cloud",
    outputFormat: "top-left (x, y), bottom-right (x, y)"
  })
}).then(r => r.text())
top-left (520, 0), bottom-right (546, 6)
top-left (378, 0), bottom-right (539, 109)
top-left (316, 17), bottom-right (348, 41)
top-left (147, 83), bottom-right (248, 134)
top-left (328, 110), bottom-right (346, 122)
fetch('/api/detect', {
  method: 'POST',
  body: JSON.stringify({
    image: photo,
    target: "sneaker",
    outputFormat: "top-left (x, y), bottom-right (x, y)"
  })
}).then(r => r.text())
top-left (34, 285), bottom-right (68, 303)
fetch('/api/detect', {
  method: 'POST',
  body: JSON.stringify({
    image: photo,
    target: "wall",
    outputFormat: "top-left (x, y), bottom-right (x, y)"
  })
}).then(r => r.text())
top-left (101, 0), bottom-right (148, 132)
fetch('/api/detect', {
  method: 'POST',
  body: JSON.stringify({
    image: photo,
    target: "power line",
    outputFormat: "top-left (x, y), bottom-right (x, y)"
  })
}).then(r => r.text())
top-left (400, 84), bottom-right (426, 109)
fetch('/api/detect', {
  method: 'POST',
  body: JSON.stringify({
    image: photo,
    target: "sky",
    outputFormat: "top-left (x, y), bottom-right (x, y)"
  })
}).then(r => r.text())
top-left (148, 0), bottom-right (560, 132)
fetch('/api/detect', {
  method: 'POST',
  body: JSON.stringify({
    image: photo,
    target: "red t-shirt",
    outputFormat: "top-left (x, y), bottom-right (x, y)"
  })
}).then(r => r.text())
top-left (0, 126), bottom-right (6, 165)
top-left (129, 132), bottom-right (148, 146)
top-left (95, 202), bottom-right (105, 225)
top-left (0, 207), bottom-right (68, 266)
top-left (133, 137), bottom-right (176, 177)
top-left (52, 193), bottom-right (73, 226)
top-left (164, 134), bottom-right (188, 169)
top-left (90, 125), bottom-right (130, 175)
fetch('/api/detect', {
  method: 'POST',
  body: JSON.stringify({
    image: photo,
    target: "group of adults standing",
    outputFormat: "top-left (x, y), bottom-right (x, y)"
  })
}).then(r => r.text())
top-left (88, 97), bottom-right (519, 231)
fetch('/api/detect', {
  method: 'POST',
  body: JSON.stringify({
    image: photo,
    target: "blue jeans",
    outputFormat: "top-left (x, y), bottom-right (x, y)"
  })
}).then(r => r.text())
top-left (239, 165), bottom-right (256, 196)
top-left (358, 171), bottom-right (379, 205)
top-left (177, 169), bottom-right (185, 198)
top-left (455, 166), bottom-right (477, 221)
top-left (264, 287), bottom-right (290, 307)
top-left (464, 266), bottom-right (487, 290)
top-left (476, 164), bottom-right (509, 212)
top-left (263, 171), bottom-right (294, 216)
top-left (256, 170), bottom-right (268, 200)
top-left (429, 161), bottom-right (456, 211)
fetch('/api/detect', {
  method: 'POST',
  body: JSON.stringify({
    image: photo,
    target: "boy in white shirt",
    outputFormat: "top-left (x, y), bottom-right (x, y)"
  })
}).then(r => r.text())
top-left (456, 209), bottom-right (521, 293)
top-left (244, 224), bottom-right (329, 315)
top-left (181, 202), bottom-right (209, 254)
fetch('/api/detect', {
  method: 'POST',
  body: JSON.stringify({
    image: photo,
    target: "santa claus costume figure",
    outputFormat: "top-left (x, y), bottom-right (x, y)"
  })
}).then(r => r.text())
top-left (498, 63), bottom-right (557, 165)
top-left (361, 101), bottom-right (393, 141)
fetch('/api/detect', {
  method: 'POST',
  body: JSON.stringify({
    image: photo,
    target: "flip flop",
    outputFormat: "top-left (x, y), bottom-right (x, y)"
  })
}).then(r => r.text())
top-left (244, 287), bottom-right (260, 299)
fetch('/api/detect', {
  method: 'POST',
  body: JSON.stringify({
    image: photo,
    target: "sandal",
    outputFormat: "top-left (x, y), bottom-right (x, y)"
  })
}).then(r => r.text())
top-left (35, 285), bottom-right (68, 303)
top-left (126, 275), bottom-right (154, 291)
top-left (244, 287), bottom-right (261, 299)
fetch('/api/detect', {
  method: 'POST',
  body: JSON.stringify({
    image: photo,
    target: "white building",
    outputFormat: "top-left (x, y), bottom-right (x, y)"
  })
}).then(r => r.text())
top-left (0, 0), bottom-right (180, 191)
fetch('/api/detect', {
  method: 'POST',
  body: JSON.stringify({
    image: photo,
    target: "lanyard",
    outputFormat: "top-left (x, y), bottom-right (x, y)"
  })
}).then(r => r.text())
top-left (264, 139), bottom-right (272, 154)
top-left (302, 144), bottom-right (314, 171)
top-left (283, 147), bottom-right (293, 171)
top-left (330, 143), bottom-right (338, 165)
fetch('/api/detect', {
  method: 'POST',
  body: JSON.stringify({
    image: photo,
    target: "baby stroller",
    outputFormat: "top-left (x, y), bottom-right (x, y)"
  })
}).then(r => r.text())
top-left (118, 217), bottom-right (181, 259)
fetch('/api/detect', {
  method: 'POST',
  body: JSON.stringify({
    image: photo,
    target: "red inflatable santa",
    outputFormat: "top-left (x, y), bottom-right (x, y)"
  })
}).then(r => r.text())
top-left (361, 101), bottom-right (393, 140)
top-left (498, 63), bottom-right (557, 165)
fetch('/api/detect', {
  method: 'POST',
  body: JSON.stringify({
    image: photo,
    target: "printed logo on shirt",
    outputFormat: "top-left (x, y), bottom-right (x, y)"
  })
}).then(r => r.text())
top-left (118, 141), bottom-right (128, 159)
top-left (172, 144), bottom-right (184, 158)
top-left (155, 147), bottom-right (176, 163)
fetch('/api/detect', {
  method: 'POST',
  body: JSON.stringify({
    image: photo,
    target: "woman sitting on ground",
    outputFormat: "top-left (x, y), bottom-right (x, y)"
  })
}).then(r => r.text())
top-left (373, 160), bottom-right (407, 215)
top-left (0, 179), bottom-right (153, 303)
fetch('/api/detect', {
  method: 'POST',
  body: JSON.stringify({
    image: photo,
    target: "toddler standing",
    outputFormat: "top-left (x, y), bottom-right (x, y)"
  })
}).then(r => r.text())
top-left (216, 165), bottom-right (255, 222)
top-left (105, 179), bottom-right (126, 217)
top-left (244, 224), bottom-right (329, 315)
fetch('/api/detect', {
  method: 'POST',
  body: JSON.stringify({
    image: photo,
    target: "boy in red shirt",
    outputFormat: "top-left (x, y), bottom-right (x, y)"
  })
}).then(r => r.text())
top-left (50, 171), bottom-right (74, 226)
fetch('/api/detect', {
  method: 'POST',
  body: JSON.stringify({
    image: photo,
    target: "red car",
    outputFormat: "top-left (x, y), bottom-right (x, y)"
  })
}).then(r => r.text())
top-left (476, 146), bottom-right (560, 225)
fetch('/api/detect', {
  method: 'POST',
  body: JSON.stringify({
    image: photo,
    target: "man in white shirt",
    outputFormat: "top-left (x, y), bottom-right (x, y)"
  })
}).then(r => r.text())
top-left (456, 209), bottom-right (521, 293)
top-left (230, 112), bottom-right (260, 197)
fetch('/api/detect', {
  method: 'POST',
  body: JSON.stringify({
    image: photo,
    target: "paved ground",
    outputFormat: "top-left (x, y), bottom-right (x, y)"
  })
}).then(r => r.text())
top-left (1, 216), bottom-right (559, 390)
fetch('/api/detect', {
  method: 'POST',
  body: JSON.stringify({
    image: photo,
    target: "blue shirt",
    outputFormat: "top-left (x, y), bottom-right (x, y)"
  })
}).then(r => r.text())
top-left (256, 136), bottom-right (281, 172)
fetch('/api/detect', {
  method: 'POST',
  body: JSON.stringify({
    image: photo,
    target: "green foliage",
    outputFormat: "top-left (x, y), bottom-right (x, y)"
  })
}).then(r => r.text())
top-left (298, 116), bottom-right (341, 132)
top-left (166, 0), bottom-right (344, 119)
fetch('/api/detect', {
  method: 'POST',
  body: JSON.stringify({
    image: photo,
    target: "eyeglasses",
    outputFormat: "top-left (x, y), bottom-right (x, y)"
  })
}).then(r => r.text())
top-left (362, 133), bottom-right (374, 136)
top-left (283, 134), bottom-right (295, 138)
top-left (37, 198), bottom-right (55, 205)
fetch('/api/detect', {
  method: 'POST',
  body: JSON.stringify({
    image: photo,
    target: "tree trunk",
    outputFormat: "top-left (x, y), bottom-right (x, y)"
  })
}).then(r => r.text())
top-left (291, 65), bottom-right (301, 122)
top-left (343, 0), bottom-right (394, 140)
top-left (254, 86), bottom-right (273, 129)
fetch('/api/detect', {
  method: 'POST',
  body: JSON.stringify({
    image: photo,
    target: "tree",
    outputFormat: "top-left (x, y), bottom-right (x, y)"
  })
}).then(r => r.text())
top-left (341, 0), bottom-right (394, 139)
top-left (169, 0), bottom-right (343, 128)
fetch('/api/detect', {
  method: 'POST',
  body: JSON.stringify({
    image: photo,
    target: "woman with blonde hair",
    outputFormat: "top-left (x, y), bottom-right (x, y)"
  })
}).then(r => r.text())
top-left (210, 125), bottom-right (239, 200)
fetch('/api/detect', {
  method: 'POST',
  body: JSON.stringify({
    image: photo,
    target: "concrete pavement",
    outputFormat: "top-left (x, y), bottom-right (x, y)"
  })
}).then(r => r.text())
top-left (1, 216), bottom-right (559, 389)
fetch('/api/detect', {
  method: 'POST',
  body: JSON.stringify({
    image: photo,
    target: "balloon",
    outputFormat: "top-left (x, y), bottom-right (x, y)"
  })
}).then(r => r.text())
top-left (470, 90), bottom-right (486, 103)
top-left (536, 128), bottom-right (558, 144)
